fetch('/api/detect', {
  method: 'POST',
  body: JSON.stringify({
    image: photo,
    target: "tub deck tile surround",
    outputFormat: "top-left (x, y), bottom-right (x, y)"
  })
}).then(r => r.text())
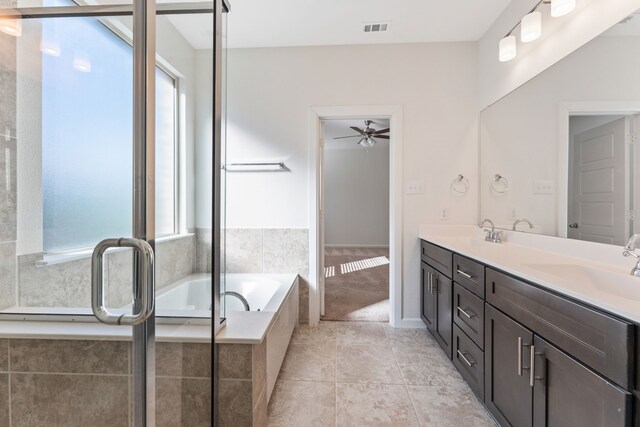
top-left (268, 321), bottom-right (497, 427)
top-left (0, 338), bottom-right (211, 426)
top-left (225, 228), bottom-right (310, 324)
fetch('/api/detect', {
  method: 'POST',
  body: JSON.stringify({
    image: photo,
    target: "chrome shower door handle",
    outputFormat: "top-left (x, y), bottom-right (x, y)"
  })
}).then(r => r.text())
top-left (92, 238), bottom-right (155, 326)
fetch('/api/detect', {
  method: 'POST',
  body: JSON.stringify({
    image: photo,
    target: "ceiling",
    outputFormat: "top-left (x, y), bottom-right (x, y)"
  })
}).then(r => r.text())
top-left (170, 0), bottom-right (512, 50)
top-left (323, 119), bottom-right (390, 150)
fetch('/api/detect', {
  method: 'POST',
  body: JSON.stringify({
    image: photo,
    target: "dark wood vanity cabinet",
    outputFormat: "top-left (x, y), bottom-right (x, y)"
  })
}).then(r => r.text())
top-left (420, 241), bottom-right (453, 359)
top-left (419, 238), bottom-right (638, 427)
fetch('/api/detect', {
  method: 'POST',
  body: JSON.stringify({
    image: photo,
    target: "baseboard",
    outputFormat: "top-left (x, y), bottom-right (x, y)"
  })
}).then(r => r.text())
top-left (324, 244), bottom-right (390, 249)
top-left (391, 318), bottom-right (427, 329)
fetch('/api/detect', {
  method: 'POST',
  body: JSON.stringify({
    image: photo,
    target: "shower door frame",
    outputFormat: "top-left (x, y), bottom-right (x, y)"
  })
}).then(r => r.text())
top-left (0, 2), bottom-right (220, 426)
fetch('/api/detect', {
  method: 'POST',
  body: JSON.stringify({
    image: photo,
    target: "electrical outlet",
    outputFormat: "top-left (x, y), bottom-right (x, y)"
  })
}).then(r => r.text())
top-left (406, 180), bottom-right (425, 194)
top-left (533, 180), bottom-right (554, 194)
top-left (440, 208), bottom-right (449, 220)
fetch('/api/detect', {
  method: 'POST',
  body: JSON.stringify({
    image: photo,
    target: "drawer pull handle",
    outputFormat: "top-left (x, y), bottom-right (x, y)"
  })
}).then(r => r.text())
top-left (530, 345), bottom-right (535, 387)
top-left (456, 306), bottom-right (473, 319)
top-left (456, 350), bottom-right (475, 367)
top-left (456, 269), bottom-right (474, 279)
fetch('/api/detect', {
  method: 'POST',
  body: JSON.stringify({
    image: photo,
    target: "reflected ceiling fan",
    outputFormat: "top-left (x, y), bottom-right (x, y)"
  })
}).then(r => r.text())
top-left (333, 120), bottom-right (390, 147)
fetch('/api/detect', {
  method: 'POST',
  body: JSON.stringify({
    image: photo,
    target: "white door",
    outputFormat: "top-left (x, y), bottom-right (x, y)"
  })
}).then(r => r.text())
top-left (569, 117), bottom-right (629, 245)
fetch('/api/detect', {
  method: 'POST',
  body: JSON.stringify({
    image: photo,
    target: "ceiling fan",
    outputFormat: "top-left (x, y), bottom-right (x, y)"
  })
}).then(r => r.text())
top-left (333, 120), bottom-right (390, 147)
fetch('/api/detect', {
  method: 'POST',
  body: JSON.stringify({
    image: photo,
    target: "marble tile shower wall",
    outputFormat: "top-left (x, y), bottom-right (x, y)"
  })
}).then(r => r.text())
top-left (225, 229), bottom-right (309, 323)
top-left (16, 235), bottom-right (197, 309)
top-left (0, 338), bottom-right (211, 426)
top-left (0, 26), bottom-right (18, 311)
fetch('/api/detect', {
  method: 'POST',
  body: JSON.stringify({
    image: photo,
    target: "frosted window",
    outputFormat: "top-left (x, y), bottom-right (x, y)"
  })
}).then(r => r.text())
top-left (42, 12), bottom-right (176, 253)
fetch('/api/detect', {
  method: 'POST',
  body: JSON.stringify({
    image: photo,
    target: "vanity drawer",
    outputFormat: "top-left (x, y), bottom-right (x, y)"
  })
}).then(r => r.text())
top-left (486, 268), bottom-right (634, 389)
top-left (420, 240), bottom-right (452, 278)
top-left (453, 283), bottom-right (484, 349)
top-left (452, 324), bottom-right (484, 401)
top-left (453, 254), bottom-right (485, 298)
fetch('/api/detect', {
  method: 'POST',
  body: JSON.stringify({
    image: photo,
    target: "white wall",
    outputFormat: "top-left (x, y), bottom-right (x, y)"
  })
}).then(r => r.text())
top-left (226, 42), bottom-right (479, 322)
top-left (323, 141), bottom-right (389, 247)
top-left (480, 35), bottom-right (640, 236)
top-left (478, 0), bottom-right (640, 108)
top-left (194, 49), bottom-right (214, 230)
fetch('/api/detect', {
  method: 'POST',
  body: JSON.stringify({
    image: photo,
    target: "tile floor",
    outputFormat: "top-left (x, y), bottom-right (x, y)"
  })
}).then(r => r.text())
top-left (267, 321), bottom-right (497, 426)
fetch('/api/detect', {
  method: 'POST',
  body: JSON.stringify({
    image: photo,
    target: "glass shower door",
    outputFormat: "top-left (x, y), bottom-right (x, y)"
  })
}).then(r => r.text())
top-left (0, 1), bottom-right (218, 426)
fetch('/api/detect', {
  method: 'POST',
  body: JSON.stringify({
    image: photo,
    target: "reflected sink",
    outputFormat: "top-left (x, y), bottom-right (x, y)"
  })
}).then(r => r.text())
top-left (523, 263), bottom-right (640, 301)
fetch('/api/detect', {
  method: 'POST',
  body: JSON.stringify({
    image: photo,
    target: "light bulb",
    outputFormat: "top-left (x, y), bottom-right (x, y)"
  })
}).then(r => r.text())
top-left (499, 35), bottom-right (517, 62)
top-left (521, 11), bottom-right (542, 43)
top-left (0, 17), bottom-right (22, 37)
top-left (551, 0), bottom-right (576, 17)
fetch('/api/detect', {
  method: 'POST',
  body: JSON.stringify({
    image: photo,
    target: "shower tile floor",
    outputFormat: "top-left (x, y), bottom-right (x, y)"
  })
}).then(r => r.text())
top-left (267, 321), bottom-right (497, 426)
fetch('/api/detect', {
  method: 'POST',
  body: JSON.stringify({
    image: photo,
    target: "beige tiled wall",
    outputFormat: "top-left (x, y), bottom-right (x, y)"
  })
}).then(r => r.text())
top-left (0, 338), bottom-right (211, 427)
top-left (15, 234), bottom-right (197, 309)
top-left (225, 228), bottom-right (309, 324)
top-left (217, 340), bottom-right (267, 427)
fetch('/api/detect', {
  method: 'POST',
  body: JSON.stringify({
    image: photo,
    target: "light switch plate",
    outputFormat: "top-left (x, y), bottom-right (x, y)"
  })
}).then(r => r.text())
top-left (533, 180), bottom-right (554, 194)
top-left (406, 180), bottom-right (425, 194)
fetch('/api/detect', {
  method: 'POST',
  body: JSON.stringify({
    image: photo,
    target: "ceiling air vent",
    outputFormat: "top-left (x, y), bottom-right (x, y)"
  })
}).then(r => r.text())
top-left (363, 22), bottom-right (390, 33)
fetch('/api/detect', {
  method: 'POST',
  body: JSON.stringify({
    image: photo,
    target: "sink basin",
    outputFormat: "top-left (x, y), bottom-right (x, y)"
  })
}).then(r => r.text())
top-left (523, 263), bottom-right (640, 301)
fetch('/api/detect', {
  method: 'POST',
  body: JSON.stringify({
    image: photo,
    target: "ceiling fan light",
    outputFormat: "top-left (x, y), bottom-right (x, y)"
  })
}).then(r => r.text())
top-left (551, 0), bottom-right (575, 17)
top-left (521, 11), bottom-right (541, 43)
top-left (499, 35), bottom-right (517, 62)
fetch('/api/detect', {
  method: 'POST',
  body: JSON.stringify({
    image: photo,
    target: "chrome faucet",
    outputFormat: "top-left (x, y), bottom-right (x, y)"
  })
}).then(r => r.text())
top-left (623, 234), bottom-right (640, 277)
top-left (222, 291), bottom-right (251, 311)
top-left (512, 218), bottom-right (534, 231)
top-left (480, 218), bottom-right (503, 243)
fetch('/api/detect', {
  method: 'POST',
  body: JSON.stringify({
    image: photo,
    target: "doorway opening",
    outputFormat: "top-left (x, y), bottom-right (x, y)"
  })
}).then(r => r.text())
top-left (320, 118), bottom-right (391, 322)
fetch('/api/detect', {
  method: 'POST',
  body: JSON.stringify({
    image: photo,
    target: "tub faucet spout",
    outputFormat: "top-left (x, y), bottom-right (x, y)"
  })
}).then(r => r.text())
top-left (221, 291), bottom-right (251, 311)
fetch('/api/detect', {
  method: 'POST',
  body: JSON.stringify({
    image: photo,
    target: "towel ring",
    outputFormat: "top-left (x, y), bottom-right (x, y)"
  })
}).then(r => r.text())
top-left (450, 174), bottom-right (470, 194)
top-left (491, 174), bottom-right (509, 194)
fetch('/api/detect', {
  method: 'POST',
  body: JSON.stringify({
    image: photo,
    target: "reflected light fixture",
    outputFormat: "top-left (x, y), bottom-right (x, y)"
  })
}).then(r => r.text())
top-left (499, 35), bottom-right (517, 62)
top-left (40, 39), bottom-right (61, 57)
top-left (359, 136), bottom-right (376, 147)
top-left (521, 11), bottom-right (542, 42)
top-left (0, 17), bottom-right (22, 37)
top-left (551, 0), bottom-right (576, 17)
top-left (73, 51), bottom-right (92, 72)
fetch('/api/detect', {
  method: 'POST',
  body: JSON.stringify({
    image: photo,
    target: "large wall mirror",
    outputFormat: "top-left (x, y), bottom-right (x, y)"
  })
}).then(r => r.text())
top-left (480, 9), bottom-right (640, 246)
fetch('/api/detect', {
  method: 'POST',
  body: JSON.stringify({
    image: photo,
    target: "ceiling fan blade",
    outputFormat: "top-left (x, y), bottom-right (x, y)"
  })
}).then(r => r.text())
top-left (374, 135), bottom-right (390, 139)
top-left (369, 120), bottom-right (388, 127)
top-left (350, 126), bottom-right (365, 134)
top-left (374, 128), bottom-right (390, 135)
top-left (357, 137), bottom-right (365, 145)
top-left (333, 135), bottom-right (361, 140)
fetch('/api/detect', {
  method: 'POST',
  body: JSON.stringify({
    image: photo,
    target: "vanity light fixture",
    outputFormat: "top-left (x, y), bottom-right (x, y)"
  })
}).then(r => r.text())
top-left (0, 16), bottom-right (22, 37)
top-left (499, 35), bottom-right (517, 62)
top-left (551, 0), bottom-right (576, 17)
top-left (521, 11), bottom-right (542, 43)
top-left (499, 0), bottom-right (577, 62)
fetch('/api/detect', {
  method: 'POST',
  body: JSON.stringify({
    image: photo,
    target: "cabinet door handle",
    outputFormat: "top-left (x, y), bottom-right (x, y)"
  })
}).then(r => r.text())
top-left (427, 271), bottom-right (432, 293)
top-left (456, 306), bottom-right (473, 319)
top-left (456, 269), bottom-right (473, 279)
top-left (456, 350), bottom-right (475, 367)
top-left (530, 345), bottom-right (536, 387)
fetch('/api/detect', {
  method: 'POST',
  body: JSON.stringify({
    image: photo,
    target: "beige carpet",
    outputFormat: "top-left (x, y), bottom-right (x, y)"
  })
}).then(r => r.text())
top-left (322, 247), bottom-right (389, 322)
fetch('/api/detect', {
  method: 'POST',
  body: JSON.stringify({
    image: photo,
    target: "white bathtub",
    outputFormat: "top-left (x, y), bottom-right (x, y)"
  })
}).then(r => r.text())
top-left (155, 273), bottom-right (296, 317)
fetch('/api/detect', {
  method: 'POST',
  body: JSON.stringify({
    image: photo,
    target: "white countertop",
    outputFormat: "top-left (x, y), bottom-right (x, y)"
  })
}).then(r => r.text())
top-left (419, 225), bottom-right (640, 324)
